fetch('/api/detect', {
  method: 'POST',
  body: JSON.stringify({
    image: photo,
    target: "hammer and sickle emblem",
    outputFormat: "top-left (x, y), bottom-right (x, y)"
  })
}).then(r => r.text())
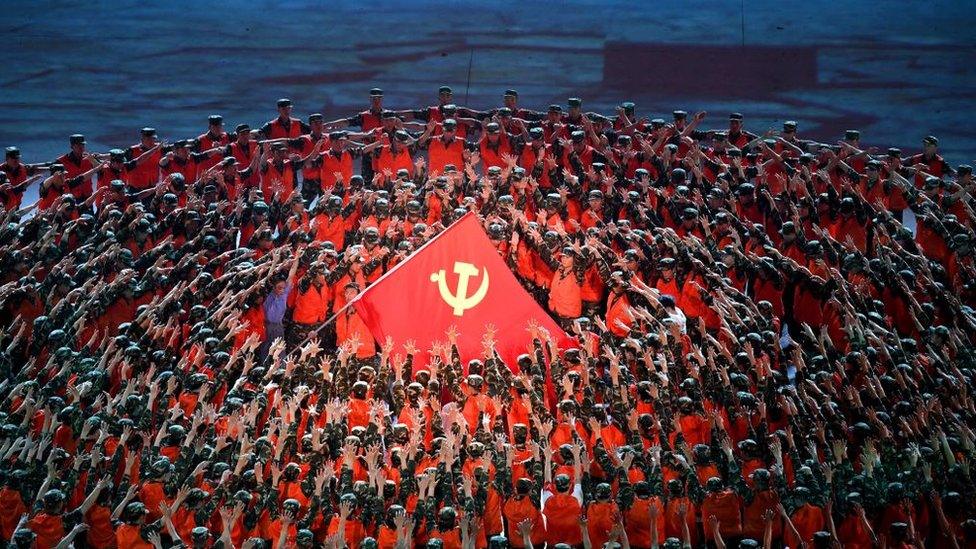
top-left (430, 262), bottom-right (490, 316)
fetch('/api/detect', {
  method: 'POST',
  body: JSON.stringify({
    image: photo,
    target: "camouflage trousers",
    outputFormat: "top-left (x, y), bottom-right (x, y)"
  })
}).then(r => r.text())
top-left (286, 321), bottom-right (320, 351)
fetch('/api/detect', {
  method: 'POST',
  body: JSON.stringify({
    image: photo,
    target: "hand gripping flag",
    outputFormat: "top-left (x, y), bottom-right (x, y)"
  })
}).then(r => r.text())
top-left (351, 212), bottom-right (571, 370)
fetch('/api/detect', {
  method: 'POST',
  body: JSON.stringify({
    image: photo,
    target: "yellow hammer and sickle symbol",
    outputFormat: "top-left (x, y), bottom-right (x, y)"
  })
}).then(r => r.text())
top-left (430, 261), bottom-right (490, 316)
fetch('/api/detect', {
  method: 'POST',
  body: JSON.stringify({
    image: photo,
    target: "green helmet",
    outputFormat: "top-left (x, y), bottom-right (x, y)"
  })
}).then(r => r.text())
top-left (554, 474), bottom-right (571, 493)
top-left (283, 498), bottom-right (302, 513)
top-left (123, 501), bottom-right (148, 523)
top-left (42, 488), bottom-right (66, 511)
top-left (12, 528), bottom-right (35, 547)
top-left (151, 456), bottom-right (174, 477)
top-left (296, 529), bottom-right (315, 547)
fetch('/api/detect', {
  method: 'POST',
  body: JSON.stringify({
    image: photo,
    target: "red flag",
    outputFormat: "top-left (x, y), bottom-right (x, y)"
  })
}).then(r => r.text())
top-left (351, 212), bottom-right (571, 370)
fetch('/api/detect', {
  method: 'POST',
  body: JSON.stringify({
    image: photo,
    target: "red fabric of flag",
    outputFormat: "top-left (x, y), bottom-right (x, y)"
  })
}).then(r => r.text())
top-left (351, 212), bottom-right (571, 370)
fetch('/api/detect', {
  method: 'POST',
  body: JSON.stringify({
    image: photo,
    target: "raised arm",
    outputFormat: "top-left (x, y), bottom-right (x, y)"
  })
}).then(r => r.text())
top-left (708, 515), bottom-right (726, 549)
top-left (132, 143), bottom-right (163, 166)
top-left (517, 518), bottom-right (535, 549)
top-left (680, 111), bottom-right (707, 138)
top-left (77, 475), bottom-right (110, 515)
top-left (55, 524), bottom-right (88, 549)
top-left (299, 137), bottom-right (327, 164)
top-left (580, 515), bottom-right (592, 549)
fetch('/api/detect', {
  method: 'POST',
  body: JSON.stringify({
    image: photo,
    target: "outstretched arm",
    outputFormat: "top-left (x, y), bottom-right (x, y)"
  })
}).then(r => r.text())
top-left (680, 111), bottom-right (707, 138)
top-left (300, 138), bottom-right (327, 164)
top-left (132, 143), bottom-right (163, 166)
top-left (55, 524), bottom-right (88, 549)
top-left (580, 516), bottom-right (592, 549)
top-left (649, 503), bottom-right (660, 549)
top-left (708, 515), bottom-right (726, 549)
top-left (517, 518), bottom-right (535, 549)
top-left (77, 475), bottom-right (110, 515)
top-left (778, 504), bottom-right (803, 547)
